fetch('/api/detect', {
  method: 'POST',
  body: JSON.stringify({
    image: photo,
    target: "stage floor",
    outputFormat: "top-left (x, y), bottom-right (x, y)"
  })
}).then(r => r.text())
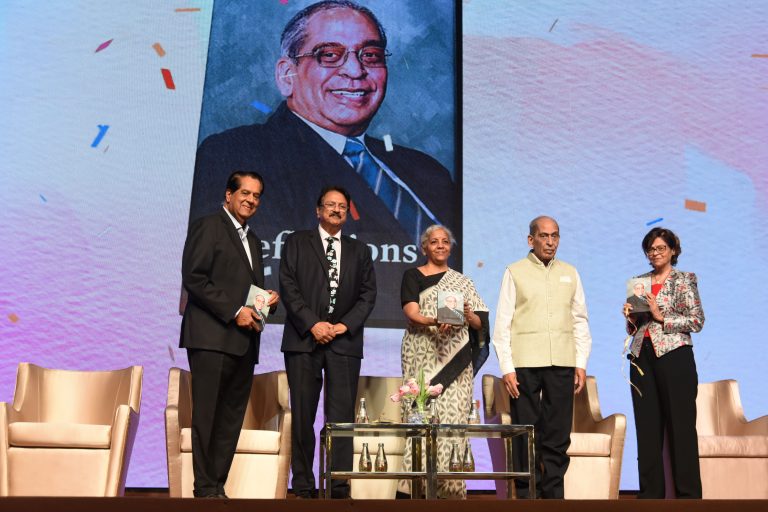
top-left (0, 497), bottom-right (765, 512)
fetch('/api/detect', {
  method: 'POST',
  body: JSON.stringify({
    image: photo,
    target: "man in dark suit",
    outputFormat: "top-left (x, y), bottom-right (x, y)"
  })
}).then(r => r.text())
top-left (180, 171), bottom-right (279, 498)
top-left (189, 0), bottom-right (458, 325)
top-left (280, 185), bottom-right (376, 499)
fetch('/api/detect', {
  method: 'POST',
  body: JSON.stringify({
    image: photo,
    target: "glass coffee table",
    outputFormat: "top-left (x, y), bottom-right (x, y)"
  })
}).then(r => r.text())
top-left (321, 422), bottom-right (535, 499)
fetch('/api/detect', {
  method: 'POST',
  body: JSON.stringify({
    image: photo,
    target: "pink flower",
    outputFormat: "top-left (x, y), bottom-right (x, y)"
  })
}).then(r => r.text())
top-left (389, 392), bottom-right (402, 403)
top-left (399, 384), bottom-right (411, 395)
top-left (408, 381), bottom-right (420, 394)
top-left (428, 384), bottom-right (443, 397)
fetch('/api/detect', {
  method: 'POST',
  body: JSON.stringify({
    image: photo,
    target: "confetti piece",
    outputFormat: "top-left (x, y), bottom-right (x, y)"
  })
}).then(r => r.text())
top-left (175, 7), bottom-right (201, 12)
top-left (103, 145), bottom-right (109, 153)
top-left (8, 313), bottom-right (19, 323)
top-left (477, 261), bottom-right (484, 268)
top-left (95, 39), bottom-right (113, 53)
top-left (349, 200), bottom-right (361, 221)
top-left (264, 266), bottom-right (272, 277)
top-left (39, 194), bottom-right (47, 203)
top-left (152, 43), bottom-right (166, 57)
top-left (684, 199), bottom-right (706, 212)
top-left (167, 344), bottom-right (176, 363)
top-left (751, 54), bottom-right (768, 58)
top-left (250, 100), bottom-right (272, 114)
top-left (91, 124), bottom-right (109, 148)
top-left (161, 68), bottom-right (176, 90)
top-left (383, 134), bottom-right (394, 152)
top-left (645, 217), bottom-right (663, 226)
top-left (549, 18), bottom-right (559, 32)
top-left (402, 56), bottom-right (410, 71)
top-left (97, 226), bottom-right (113, 238)
top-left (280, 0), bottom-right (289, 4)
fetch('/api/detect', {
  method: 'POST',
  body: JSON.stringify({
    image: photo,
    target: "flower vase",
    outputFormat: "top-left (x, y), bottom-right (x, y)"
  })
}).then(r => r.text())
top-left (406, 400), bottom-right (428, 424)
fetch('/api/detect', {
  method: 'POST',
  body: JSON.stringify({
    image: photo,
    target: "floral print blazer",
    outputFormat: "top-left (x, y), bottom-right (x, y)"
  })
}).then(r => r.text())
top-left (629, 268), bottom-right (705, 358)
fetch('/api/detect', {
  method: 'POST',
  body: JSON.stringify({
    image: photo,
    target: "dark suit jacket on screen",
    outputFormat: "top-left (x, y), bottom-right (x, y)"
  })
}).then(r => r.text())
top-left (279, 229), bottom-right (376, 358)
top-left (180, 208), bottom-right (265, 357)
top-left (189, 102), bottom-right (455, 326)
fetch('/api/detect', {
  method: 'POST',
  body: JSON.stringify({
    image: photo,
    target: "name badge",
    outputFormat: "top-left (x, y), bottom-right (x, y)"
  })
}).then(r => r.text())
top-left (559, 276), bottom-right (572, 283)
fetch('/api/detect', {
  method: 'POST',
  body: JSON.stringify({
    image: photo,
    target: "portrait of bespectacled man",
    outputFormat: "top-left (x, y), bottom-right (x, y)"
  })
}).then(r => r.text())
top-left (187, 0), bottom-right (461, 327)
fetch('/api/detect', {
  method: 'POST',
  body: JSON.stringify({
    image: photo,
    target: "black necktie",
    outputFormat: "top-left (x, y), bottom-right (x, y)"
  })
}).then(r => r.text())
top-left (325, 236), bottom-right (339, 315)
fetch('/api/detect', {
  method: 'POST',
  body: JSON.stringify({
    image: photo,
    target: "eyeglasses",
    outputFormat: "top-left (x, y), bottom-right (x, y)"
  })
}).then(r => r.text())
top-left (646, 245), bottom-right (669, 255)
top-left (321, 202), bottom-right (348, 211)
top-left (292, 44), bottom-right (391, 68)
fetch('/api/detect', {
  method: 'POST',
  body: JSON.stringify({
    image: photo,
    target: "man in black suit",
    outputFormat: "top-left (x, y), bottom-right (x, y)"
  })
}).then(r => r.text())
top-left (280, 185), bottom-right (376, 499)
top-left (189, 0), bottom-right (458, 325)
top-left (180, 171), bottom-right (279, 498)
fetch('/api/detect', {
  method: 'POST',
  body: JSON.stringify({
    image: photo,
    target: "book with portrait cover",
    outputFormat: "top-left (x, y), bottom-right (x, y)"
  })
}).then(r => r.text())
top-left (436, 290), bottom-right (465, 325)
top-left (626, 277), bottom-right (652, 314)
top-left (245, 285), bottom-right (270, 327)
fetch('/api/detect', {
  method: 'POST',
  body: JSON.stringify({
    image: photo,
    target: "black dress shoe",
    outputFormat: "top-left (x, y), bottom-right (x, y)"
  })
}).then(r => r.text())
top-left (294, 490), bottom-right (317, 499)
top-left (216, 493), bottom-right (229, 499)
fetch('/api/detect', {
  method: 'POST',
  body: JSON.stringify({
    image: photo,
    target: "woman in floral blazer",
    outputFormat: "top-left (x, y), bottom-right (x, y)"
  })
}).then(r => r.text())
top-left (623, 227), bottom-right (704, 499)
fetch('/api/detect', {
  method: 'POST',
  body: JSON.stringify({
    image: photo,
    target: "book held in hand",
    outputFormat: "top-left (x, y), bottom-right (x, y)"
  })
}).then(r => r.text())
top-left (246, 285), bottom-right (270, 327)
top-left (436, 290), bottom-right (465, 325)
top-left (625, 277), bottom-right (652, 314)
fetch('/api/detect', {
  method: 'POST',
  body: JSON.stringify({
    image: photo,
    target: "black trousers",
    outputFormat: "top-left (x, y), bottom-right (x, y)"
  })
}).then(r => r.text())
top-left (510, 366), bottom-right (574, 499)
top-left (187, 343), bottom-right (257, 497)
top-left (284, 345), bottom-right (361, 497)
top-left (631, 340), bottom-right (701, 499)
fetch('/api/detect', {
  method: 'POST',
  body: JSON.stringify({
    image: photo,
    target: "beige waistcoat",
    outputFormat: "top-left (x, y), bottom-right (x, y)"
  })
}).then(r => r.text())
top-left (508, 253), bottom-right (578, 368)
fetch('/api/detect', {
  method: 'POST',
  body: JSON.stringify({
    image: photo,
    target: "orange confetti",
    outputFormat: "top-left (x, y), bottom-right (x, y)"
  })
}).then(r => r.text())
top-left (8, 313), bottom-right (19, 323)
top-left (175, 7), bottom-right (201, 12)
top-left (751, 54), bottom-right (768, 58)
top-left (152, 43), bottom-right (166, 57)
top-left (684, 199), bottom-right (707, 212)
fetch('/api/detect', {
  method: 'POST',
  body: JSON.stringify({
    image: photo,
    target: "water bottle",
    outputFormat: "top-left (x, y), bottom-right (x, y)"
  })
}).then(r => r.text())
top-left (356, 397), bottom-right (369, 423)
top-left (359, 442), bottom-right (372, 472)
top-left (467, 399), bottom-right (481, 424)
top-left (449, 442), bottom-right (462, 472)
top-left (428, 398), bottom-right (440, 424)
top-left (462, 443), bottom-right (475, 472)
top-left (374, 442), bottom-right (388, 472)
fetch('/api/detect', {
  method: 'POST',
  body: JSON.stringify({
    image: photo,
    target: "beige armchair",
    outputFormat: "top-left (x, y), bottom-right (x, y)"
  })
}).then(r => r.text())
top-left (482, 374), bottom-right (626, 499)
top-left (350, 376), bottom-right (407, 499)
top-left (695, 379), bottom-right (768, 499)
top-left (165, 368), bottom-right (291, 498)
top-left (0, 362), bottom-right (142, 496)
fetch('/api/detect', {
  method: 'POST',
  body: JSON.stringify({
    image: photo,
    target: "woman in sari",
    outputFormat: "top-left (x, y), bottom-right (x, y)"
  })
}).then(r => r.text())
top-left (398, 224), bottom-right (489, 499)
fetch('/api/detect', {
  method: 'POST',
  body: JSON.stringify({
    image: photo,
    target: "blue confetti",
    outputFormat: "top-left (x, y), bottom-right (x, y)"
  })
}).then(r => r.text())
top-left (39, 194), bottom-right (47, 203)
top-left (91, 124), bottom-right (109, 148)
top-left (645, 217), bottom-right (664, 226)
top-left (250, 100), bottom-right (272, 114)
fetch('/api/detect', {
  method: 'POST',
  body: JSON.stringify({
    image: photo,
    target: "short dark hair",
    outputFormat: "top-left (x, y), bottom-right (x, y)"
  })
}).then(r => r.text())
top-left (280, 0), bottom-right (388, 59)
top-left (316, 185), bottom-right (351, 207)
top-left (529, 216), bottom-right (559, 236)
top-left (225, 171), bottom-right (264, 195)
top-left (642, 227), bottom-right (682, 265)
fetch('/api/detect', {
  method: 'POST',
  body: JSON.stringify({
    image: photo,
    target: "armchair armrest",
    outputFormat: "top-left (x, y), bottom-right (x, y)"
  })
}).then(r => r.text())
top-left (736, 414), bottom-right (768, 436)
top-left (0, 403), bottom-right (8, 496)
top-left (105, 403), bottom-right (140, 496)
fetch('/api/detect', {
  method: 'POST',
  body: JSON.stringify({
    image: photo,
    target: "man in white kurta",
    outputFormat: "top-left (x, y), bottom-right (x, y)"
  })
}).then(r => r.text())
top-left (492, 216), bottom-right (592, 499)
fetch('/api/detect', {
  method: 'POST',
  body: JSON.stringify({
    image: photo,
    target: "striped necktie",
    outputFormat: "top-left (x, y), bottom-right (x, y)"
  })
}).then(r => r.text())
top-left (343, 138), bottom-right (430, 244)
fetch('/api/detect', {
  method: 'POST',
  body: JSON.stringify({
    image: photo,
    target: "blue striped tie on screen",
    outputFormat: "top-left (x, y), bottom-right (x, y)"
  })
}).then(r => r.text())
top-left (325, 236), bottom-right (339, 315)
top-left (343, 138), bottom-right (431, 244)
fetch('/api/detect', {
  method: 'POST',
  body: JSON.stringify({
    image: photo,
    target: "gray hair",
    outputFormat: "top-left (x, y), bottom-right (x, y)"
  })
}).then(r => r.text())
top-left (529, 215), bottom-right (559, 236)
top-left (280, 0), bottom-right (388, 59)
top-left (420, 224), bottom-right (455, 250)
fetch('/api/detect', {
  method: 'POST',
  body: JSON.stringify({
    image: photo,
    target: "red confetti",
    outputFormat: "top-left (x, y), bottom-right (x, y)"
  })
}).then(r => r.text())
top-left (161, 68), bottom-right (176, 90)
top-left (95, 39), bottom-right (113, 53)
top-left (349, 200), bottom-right (360, 220)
